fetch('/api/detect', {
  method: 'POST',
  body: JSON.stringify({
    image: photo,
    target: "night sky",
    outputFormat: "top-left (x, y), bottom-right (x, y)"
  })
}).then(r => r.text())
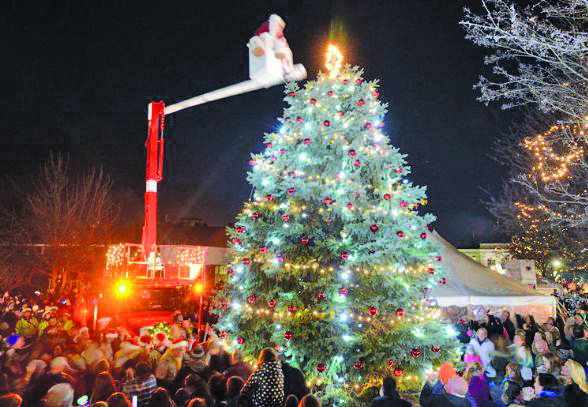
top-left (1, 1), bottom-right (519, 247)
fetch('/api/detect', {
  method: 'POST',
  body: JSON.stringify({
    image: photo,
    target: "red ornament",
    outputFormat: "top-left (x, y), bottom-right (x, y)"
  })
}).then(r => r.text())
top-left (395, 308), bottom-right (405, 317)
top-left (266, 194), bottom-right (273, 201)
top-left (309, 98), bottom-right (317, 105)
top-left (328, 90), bottom-right (334, 96)
top-left (395, 168), bottom-right (403, 174)
top-left (427, 267), bottom-right (435, 275)
top-left (268, 299), bottom-right (277, 308)
top-left (387, 359), bottom-right (394, 368)
top-left (282, 214), bottom-right (289, 221)
top-left (296, 116), bottom-right (304, 123)
top-left (260, 246), bottom-right (268, 254)
top-left (370, 224), bottom-right (379, 233)
top-left (303, 138), bottom-right (311, 145)
top-left (242, 258), bottom-right (251, 265)
top-left (287, 305), bottom-right (297, 313)
top-left (354, 159), bottom-right (361, 168)
top-left (357, 99), bottom-right (365, 107)
top-left (291, 171), bottom-right (297, 178)
top-left (248, 159), bottom-right (256, 165)
top-left (288, 91), bottom-right (296, 97)
top-left (317, 291), bottom-right (325, 301)
top-left (354, 360), bottom-right (363, 369)
top-left (316, 363), bottom-right (327, 373)
top-left (323, 120), bottom-right (330, 127)
top-left (368, 306), bottom-right (378, 316)
top-left (236, 226), bottom-right (245, 234)
top-left (287, 187), bottom-right (295, 195)
top-left (347, 202), bottom-right (353, 210)
top-left (279, 149), bottom-right (286, 155)
top-left (300, 236), bottom-right (309, 245)
top-left (365, 123), bottom-right (372, 129)
top-left (341, 251), bottom-right (350, 261)
top-left (355, 79), bottom-right (362, 85)
top-left (227, 268), bottom-right (235, 277)
top-left (274, 343), bottom-right (281, 352)
top-left (440, 277), bottom-right (447, 285)
top-left (348, 149), bottom-right (357, 157)
top-left (373, 90), bottom-right (380, 97)
top-left (343, 79), bottom-right (349, 85)
top-left (432, 345), bottom-right (441, 353)
top-left (236, 336), bottom-right (245, 345)
top-left (396, 231), bottom-right (405, 238)
top-left (436, 256), bottom-right (443, 262)
top-left (337, 111), bottom-right (343, 116)
top-left (232, 238), bottom-right (241, 245)
top-left (266, 142), bottom-right (273, 149)
top-left (384, 193), bottom-right (391, 200)
top-left (326, 216), bottom-right (332, 225)
top-left (284, 330), bottom-right (294, 340)
top-left (399, 201), bottom-right (408, 208)
top-left (411, 348), bottom-right (421, 358)
top-left (393, 368), bottom-right (404, 377)
top-left (420, 232), bottom-right (428, 239)
top-left (252, 211), bottom-right (261, 220)
top-left (324, 197), bottom-right (333, 205)
top-left (247, 295), bottom-right (256, 304)
top-left (339, 287), bottom-right (349, 296)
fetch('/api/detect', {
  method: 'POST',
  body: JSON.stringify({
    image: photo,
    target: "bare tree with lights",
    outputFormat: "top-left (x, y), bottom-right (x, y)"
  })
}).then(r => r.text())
top-left (461, 0), bottom-right (588, 121)
top-left (1, 153), bottom-right (119, 292)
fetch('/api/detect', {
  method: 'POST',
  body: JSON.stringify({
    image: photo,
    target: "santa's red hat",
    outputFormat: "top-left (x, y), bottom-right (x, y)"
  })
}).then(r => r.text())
top-left (155, 332), bottom-right (167, 343)
top-left (171, 337), bottom-right (188, 349)
top-left (139, 334), bottom-right (152, 346)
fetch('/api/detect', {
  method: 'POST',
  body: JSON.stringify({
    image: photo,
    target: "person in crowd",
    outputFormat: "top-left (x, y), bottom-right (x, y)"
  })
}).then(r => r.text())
top-left (240, 348), bottom-right (284, 407)
top-left (224, 351), bottom-right (252, 381)
top-left (15, 307), bottom-right (37, 340)
top-left (174, 373), bottom-right (212, 407)
top-left (148, 387), bottom-right (177, 407)
top-left (538, 353), bottom-right (561, 378)
top-left (490, 335), bottom-right (511, 379)
top-left (370, 376), bottom-right (411, 407)
top-left (561, 359), bottom-right (588, 405)
top-left (500, 382), bottom-right (524, 407)
top-left (92, 371), bottom-right (117, 403)
top-left (284, 394), bottom-right (299, 407)
top-left (490, 362), bottom-right (523, 404)
top-left (533, 339), bottom-right (550, 372)
top-left (419, 364), bottom-right (459, 407)
top-left (564, 315), bottom-right (584, 342)
top-left (122, 361), bottom-right (158, 407)
top-left (226, 376), bottom-right (245, 407)
top-left (543, 318), bottom-right (561, 347)
top-left (298, 395), bottom-right (320, 407)
top-left (45, 382), bottom-right (75, 407)
top-left (444, 376), bottom-right (472, 407)
top-left (156, 338), bottom-right (188, 391)
top-left (107, 392), bottom-right (132, 407)
top-left (464, 362), bottom-right (489, 407)
top-left (281, 360), bottom-right (310, 401)
top-left (469, 327), bottom-right (496, 378)
top-left (208, 372), bottom-right (227, 406)
top-left (187, 399), bottom-right (207, 407)
top-left (0, 393), bottom-right (22, 407)
top-left (501, 310), bottom-right (516, 342)
top-left (511, 332), bottom-right (534, 383)
top-left (573, 324), bottom-right (588, 367)
top-left (528, 373), bottom-right (565, 406)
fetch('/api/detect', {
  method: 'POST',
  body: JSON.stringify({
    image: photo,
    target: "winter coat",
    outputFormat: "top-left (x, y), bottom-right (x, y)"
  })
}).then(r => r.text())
top-left (156, 350), bottom-right (182, 383)
top-left (370, 394), bottom-right (412, 407)
top-left (469, 337), bottom-right (495, 375)
top-left (573, 338), bottom-right (588, 366)
top-left (468, 375), bottom-right (490, 407)
top-left (564, 383), bottom-right (588, 407)
top-left (503, 318), bottom-right (516, 341)
top-left (240, 360), bottom-right (284, 407)
top-left (526, 394), bottom-right (566, 407)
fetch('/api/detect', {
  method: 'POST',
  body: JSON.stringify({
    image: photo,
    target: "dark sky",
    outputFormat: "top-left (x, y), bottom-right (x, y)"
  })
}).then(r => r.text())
top-left (0, 0), bottom-right (519, 247)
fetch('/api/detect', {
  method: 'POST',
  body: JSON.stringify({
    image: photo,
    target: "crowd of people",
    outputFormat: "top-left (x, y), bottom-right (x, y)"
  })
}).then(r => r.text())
top-left (417, 308), bottom-right (588, 407)
top-left (2, 288), bottom-right (588, 407)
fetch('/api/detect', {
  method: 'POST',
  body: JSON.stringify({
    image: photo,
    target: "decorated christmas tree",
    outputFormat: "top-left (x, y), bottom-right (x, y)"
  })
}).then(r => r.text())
top-left (216, 47), bottom-right (459, 404)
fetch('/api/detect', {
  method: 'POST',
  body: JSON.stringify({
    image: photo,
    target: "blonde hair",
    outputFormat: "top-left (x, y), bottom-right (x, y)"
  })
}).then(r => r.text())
top-left (567, 360), bottom-right (588, 393)
top-left (464, 361), bottom-right (483, 383)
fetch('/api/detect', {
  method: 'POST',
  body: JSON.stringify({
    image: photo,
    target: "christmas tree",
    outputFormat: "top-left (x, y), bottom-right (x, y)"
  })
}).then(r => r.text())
top-left (216, 48), bottom-right (459, 405)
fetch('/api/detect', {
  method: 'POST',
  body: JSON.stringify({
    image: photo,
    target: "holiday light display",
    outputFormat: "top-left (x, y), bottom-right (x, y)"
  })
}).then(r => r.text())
top-left (216, 47), bottom-right (459, 404)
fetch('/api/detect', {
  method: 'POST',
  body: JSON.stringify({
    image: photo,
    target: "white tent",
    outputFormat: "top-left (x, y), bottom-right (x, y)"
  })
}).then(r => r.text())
top-left (431, 232), bottom-right (555, 308)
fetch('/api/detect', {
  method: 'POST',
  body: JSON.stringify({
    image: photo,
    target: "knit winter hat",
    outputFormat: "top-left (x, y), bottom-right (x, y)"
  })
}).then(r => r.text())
top-left (439, 362), bottom-right (458, 385)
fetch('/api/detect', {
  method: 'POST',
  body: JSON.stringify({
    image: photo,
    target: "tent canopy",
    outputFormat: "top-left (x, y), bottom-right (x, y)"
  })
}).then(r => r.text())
top-left (431, 232), bottom-right (554, 307)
